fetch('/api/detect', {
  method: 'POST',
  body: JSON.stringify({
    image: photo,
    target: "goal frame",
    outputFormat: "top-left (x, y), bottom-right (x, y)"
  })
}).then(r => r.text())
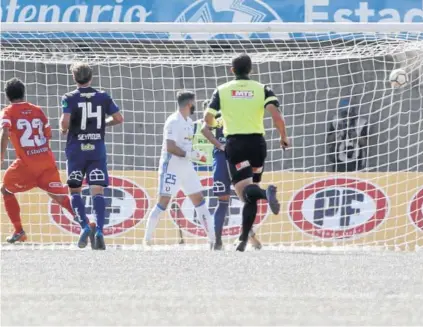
top-left (1, 21), bottom-right (422, 251)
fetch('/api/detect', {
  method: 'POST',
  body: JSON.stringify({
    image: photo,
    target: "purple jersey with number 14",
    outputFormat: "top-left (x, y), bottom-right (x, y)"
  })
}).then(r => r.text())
top-left (61, 87), bottom-right (119, 160)
top-left (62, 87), bottom-right (119, 187)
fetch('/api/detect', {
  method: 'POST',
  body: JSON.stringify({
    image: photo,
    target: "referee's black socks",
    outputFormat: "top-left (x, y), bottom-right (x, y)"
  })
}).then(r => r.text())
top-left (240, 184), bottom-right (267, 241)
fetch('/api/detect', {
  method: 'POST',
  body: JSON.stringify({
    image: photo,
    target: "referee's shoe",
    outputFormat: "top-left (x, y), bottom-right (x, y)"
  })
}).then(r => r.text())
top-left (266, 185), bottom-right (280, 215)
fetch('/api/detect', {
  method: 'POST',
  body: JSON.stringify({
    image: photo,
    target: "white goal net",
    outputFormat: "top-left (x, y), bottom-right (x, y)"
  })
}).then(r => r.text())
top-left (1, 23), bottom-right (423, 250)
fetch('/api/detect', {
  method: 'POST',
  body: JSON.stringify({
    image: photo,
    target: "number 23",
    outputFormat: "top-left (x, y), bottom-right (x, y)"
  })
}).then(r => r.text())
top-left (17, 118), bottom-right (46, 147)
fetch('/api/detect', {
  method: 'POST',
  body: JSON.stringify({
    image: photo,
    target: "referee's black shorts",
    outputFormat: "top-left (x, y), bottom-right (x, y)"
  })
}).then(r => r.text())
top-left (225, 134), bottom-right (267, 185)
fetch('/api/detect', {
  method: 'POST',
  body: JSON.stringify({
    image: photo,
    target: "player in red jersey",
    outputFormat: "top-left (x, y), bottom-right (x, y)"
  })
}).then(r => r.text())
top-left (0, 78), bottom-right (76, 243)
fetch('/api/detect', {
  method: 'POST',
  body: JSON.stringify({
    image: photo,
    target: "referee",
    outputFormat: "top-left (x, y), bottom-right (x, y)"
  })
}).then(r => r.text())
top-left (204, 54), bottom-right (289, 252)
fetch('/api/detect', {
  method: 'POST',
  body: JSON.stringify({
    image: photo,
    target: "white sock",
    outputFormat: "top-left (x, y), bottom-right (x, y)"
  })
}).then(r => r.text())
top-left (195, 201), bottom-right (216, 243)
top-left (144, 204), bottom-right (165, 242)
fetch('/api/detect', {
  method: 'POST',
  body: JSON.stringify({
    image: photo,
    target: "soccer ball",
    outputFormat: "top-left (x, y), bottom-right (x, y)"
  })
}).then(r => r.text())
top-left (389, 69), bottom-right (408, 88)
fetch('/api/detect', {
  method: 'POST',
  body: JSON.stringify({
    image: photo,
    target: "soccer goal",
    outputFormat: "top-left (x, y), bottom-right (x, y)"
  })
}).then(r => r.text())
top-left (1, 22), bottom-right (423, 250)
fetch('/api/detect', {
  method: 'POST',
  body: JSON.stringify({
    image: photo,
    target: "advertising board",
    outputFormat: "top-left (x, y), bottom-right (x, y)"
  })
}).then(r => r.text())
top-left (1, 171), bottom-right (422, 249)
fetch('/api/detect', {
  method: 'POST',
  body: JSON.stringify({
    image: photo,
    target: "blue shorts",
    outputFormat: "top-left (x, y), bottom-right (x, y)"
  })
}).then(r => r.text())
top-left (66, 156), bottom-right (109, 188)
top-left (213, 151), bottom-right (231, 196)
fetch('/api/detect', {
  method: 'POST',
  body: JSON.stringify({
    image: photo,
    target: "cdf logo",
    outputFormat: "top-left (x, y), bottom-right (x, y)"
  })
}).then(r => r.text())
top-left (289, 178), bottom-right (389, 239)
top-left (49, 176), bottom-right (150, 236)
top-left (409, 187), bottom-right (423, 231)
top-left (169, 176), bottom-right (268, 237)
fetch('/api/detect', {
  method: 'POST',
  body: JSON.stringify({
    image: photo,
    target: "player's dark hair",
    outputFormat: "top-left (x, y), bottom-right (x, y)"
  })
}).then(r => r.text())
top-left (232, 54), bottom-right (252, 77)
top-left (70, 62), bottom-right (93, 85)
top-left (4, 77), bottom-right (25, 102)
top-left (177, 90), bottom-right (195, 108)
top-left (202, 99), bottom-right (210, 110)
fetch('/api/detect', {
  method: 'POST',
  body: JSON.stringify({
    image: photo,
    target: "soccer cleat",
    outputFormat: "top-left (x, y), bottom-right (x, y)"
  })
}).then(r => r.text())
top-left (89, 222), bottom-right (96, 250)
top-left (266, 185), bottom-right (281, 215)
top-left (214, 238), bottom-right (223, 251)
top-left (78, 225), bottom-right (92, 249)
top-left (249, 232), bottom-right (262, 250)
top-left (235, 239), bottom-right (248, 252)
top-left (94, 231), bottom-right (106, 250)
top-left (6, 230), bottom-right (27, 244)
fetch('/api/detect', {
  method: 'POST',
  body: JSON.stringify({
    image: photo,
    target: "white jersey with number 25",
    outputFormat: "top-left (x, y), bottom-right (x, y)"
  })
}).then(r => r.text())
top-left (158, 111), bottom-right (202, 196)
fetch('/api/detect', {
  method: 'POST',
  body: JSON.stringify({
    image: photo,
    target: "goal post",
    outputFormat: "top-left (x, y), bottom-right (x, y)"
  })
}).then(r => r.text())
top-left (1, 22), bottom-right (423, 250)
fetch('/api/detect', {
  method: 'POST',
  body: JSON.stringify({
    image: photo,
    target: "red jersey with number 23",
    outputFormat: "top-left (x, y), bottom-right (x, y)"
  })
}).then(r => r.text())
top-left (0, 102), bottom-right (55, 171)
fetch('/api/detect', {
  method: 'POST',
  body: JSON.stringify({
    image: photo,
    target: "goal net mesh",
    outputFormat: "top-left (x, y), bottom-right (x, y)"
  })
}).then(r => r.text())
top-left (1, 27), bottom-right (423, 250)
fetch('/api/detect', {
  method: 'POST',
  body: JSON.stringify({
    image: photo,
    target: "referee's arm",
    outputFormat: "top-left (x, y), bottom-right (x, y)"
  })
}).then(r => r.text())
top-left (203, 89), bottom-right (220, 128)
top-left (264, 85), bottom-right (289, 149)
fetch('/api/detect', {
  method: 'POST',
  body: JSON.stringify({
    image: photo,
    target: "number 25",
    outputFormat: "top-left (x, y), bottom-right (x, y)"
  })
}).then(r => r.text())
top-left (165, 174), bottom-right (176, 185)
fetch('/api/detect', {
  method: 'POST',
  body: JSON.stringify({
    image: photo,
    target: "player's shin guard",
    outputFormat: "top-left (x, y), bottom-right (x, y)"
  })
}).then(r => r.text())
top-left (195, 200), bottom-right (215, 243)
top-left (93, 195), bottom-right (106, 233)
top-left (214, 200), bottom-right (229, 240)
top-left (71, 193), bottom-right (88, 228)
top-left (3, 193), bottom-right (23, 233)
top-left (144, 204), bottom-right (165, 243)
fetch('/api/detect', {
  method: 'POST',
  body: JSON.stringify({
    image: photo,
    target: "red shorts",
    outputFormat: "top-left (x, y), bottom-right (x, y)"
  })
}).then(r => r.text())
top-left (2, 159), bottom-right (68, 195)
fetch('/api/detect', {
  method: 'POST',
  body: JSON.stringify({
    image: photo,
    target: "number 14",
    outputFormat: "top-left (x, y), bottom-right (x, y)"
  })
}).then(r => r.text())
top-left (78, 102), bottom-right (102, 130)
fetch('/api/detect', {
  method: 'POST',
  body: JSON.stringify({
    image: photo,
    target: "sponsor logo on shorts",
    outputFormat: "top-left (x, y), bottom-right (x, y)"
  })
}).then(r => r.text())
top-left (231, 90), bottom-right (254, 99)
top-left (213, 181), bottom-right (226, 194)
top-left (49, 176), bottom-right (150, 236)
top-left (48, 182), bottom-right (63, 188)
top-left (408, 187), bottom-right (423, 231)
top-left (169, 177), bottom-right (268, 238)
top-left (89, 169), bottom-right (105, 182)
top-left (235, 160), bottom-right (250, 171)
top-left (68, 170), bottom-right (83, 182)
top-left (288, 178), bottom-right (389, 239)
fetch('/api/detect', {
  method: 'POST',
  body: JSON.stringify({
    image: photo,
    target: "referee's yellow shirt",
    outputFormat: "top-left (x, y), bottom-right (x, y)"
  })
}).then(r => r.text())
top-left (205, 78), bottom-right (279, 136)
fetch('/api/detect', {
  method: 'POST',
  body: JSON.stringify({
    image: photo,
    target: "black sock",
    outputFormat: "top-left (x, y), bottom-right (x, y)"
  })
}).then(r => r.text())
top-left (243, 184), bottom-right (266, 203)
top-left (240, 201), bottom-right (258, 242)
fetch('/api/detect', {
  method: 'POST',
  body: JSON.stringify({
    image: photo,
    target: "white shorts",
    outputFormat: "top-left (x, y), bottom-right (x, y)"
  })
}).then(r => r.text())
top-left (158, 154), bottom-right (203, 197)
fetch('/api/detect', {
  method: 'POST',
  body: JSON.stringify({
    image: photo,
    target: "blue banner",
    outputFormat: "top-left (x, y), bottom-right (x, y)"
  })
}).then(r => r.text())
top-left (1, 0), bottom-right (422, 24)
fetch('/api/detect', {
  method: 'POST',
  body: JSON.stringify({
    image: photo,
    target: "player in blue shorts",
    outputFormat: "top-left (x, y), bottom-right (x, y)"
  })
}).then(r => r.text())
top-left (200, 100), bottom-right (262, 250)
top-left (60, 63), bottom-right (124, 250)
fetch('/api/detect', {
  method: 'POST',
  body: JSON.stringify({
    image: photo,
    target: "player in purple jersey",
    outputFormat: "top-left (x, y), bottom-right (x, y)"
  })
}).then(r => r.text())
top-left (201, 100), bottom-right (262, 250)
top-left (60, 63), bottom-right (123, 250)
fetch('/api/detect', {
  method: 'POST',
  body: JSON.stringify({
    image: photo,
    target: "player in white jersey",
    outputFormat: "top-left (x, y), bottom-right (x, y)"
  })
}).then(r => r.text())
top-left (144, 91), bottom-right (216, 248)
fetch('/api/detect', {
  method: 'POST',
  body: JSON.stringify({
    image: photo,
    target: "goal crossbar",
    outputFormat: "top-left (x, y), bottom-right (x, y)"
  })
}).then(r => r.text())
top-left (2, 22), bottom-right (423, 33)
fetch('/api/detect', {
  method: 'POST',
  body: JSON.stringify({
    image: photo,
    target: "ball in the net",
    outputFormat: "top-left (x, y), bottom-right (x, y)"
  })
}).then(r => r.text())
top-left (389, 69), bottom-right (408, 88)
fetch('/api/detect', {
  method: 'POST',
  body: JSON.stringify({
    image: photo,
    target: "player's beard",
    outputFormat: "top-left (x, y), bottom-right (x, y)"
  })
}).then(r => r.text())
top-left (190, 105), bottom-right (196, 115)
